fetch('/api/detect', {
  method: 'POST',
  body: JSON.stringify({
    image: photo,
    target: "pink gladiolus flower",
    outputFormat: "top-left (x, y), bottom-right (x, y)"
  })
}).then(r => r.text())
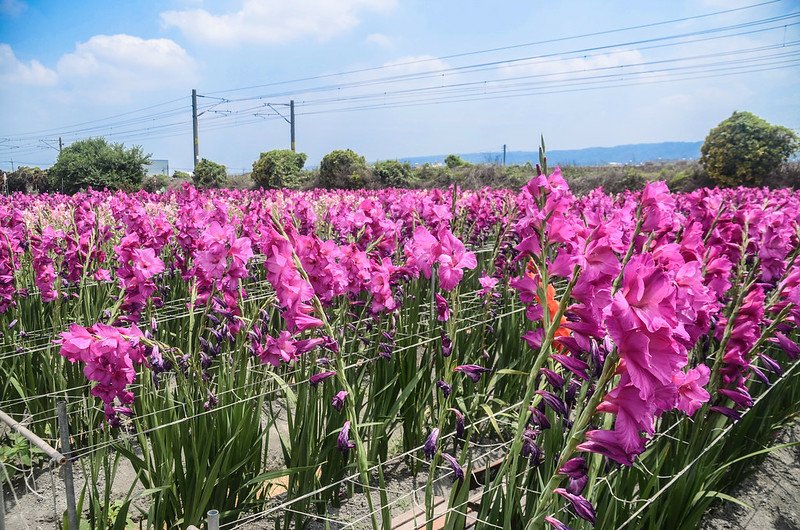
top-left (478, 272), bottom-right (499, 297)
top-left (437, 229), bottom-right (477, 291)
top-left (672, 364), bottom-right (710, 415)
top-left (57, 322), bottom-right (147, 422)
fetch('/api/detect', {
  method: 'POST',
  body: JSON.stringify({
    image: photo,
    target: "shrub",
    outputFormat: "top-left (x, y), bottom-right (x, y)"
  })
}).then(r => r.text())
top-left (765, 160), bottom-right (800, 189)
top-left (701, 111), bottom-right (799, 187)
top-left (6, 166), bottom-right (49, 193)
top-left (193, 159), bottom-right (227, 189)
top-left (444, 154), bottom-right (469, 169)
top-left (48, 138), bottom-right (150, 194)
top-left (141, 174), bottom-right (170, 193)
top-left (251, 150), bottom-right (308, 189)
top-left (412, 163), bottom-right (453, 188)
top-left (564, 166), bottom-right (647, 196)
top-left (373, 159), bottom-right (413, 187)
top-left (318, 149), bottom-right (367, 189)
top-left (173, 170), bottom-right (192, 180)
top-left (666, 165), bottom-right (715, 194)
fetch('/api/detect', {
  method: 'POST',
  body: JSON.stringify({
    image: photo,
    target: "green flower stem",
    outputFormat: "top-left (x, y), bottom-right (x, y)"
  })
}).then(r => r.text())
top-left (496, 263), bottom-right (581, 529)
top-left (528, 349), bottom-right (619, 529)
top-left (271, 211), bottom-right (380, 530)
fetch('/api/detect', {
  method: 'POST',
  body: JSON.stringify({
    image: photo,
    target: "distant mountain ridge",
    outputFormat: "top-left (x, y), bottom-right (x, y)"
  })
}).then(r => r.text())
top-left (399, 141), bottom-right (703, 167)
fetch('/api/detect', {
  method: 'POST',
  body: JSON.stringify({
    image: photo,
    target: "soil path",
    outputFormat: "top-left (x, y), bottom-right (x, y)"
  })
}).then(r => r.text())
top-left (702, 423), bottom-right (800, 530)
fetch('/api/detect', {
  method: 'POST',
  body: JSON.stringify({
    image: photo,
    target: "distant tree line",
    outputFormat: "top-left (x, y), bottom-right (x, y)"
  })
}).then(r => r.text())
top-left (4, 111), bottom-right (798, 195)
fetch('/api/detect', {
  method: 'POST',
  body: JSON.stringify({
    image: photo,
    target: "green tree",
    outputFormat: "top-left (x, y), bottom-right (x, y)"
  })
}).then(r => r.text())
top-left (373, 159), bottom-right (413, 187)
top-left (6, 166), bottom-right (49, 193)
top-left (48, 138), bottom-right (150, 194)
top-left (251, 149), bottom-right (308, 189)
top-left (445, 154), bottom-right (469, 169)
top-left (701, 111), bottom-right (799, 187)
top-left (193, 159), bottom-right (227, 189)
top-left (318, 149), bottom-right (367, 189)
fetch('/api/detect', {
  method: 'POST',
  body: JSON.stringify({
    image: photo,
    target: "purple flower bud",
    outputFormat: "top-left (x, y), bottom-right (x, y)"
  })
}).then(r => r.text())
top-left (710, 405), bottom-right (741, 421)
top-left (565, 379), bottom-right (581, 407)
top-left (454, 364), bottom-right (491, 382)
top-left (568, 474), bottom-right (589, 496)
top-left (436, 379), bottom-right (452, 397)
top-left (323, 336), bottom-right (340, 353)
top-left (200, 352), bottom-right (212, 369)
top-left (751, 366), bottom-right (770, 385)
top-left (294, 337), bottom-right (324, 354)
top-left (337, 421), bottom-right (355, 453)
top-left (441, 453), bottom-right (464, 481)
top-left (554, 488), bottom-right (596, 525)
top-left (539, 368), bottom-right (565, 389)
top-left (203, 392), bottom-right (218, 411)
top-left (309, 371), bottom-right (336, 387)
top-left (332, 390), bottom-right (348, 412)
top-left (758, 353), bottom-right (782, 374)
top-left (522, 428), bottom-right (543, 465)
top-left (441, 332), bottom-right (453, 357)
top-left (423, 428), bottom-right (440, 459)
top-left (436, 293), bottom-right (450, 322)
top-left (559, 457), bottom-right (587, 478)
top-left (536, 390), bottom-right (568, 417)
top-left (544, 516), bottom-right (573, 530)
top-left (552, 354), bottom-right (591, 381)
top-left (529, 405), bottom-right (551, 430)
top-left (449, 408), bottom-right (466, 438)
top-left (718, 387), bottom-right (753, 408)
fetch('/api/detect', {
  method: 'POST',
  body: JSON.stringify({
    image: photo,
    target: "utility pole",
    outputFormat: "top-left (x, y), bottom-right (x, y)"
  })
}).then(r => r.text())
top-left (58, 137), bottom-right (63, 153)
top-left (267, 101), bottom-right (297, 151)
top-left (503, 144), bottom-right (507, 166)
top-left (290, 100), bottom-right (296, 152)
top-left (192, 89), bottom-right (199, 170)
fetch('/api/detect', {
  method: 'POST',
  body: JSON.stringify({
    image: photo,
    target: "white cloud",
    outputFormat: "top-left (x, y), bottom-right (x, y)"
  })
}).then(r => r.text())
top-left (365, 33), bottom-right (393, 48)
top-left (0, 0), bottom-right (26, 16)
top-left (160, 0), bottom-right (397, 45)
top-left (56, 34), bottom-right (197, 95)
top-left (0, 44), bottom-right (58, 85)
top-left (0, 35), bottom-right (197, 104)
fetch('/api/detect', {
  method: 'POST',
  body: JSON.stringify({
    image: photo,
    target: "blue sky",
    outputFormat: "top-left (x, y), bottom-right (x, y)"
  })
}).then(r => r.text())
top-left (0, 0), bottom-right (798, 172)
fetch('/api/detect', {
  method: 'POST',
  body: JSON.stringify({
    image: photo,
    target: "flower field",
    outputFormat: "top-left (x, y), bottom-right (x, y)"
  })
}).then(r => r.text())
top-left (1, 162), bottom-right (800, 530)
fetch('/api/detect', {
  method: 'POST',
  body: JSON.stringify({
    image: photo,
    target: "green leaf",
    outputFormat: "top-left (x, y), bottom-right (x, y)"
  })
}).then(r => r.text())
top-left (496, 369), bottom-right (528, 376)
top-left (701, 490), bottom-right (753, 510)
top-left (244, 465), bottom-right (316, 487)
top-left (481, 404), bottom-right (505, 441)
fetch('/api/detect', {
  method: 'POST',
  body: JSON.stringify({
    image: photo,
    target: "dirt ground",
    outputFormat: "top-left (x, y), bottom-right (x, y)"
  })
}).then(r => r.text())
top-left (702, 423), bottom-right (800, 530)
top-left (4, 424), bottom-right (799, 529)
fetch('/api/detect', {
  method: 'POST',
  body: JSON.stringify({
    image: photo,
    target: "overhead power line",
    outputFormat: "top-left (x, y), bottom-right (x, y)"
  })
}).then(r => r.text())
top-left (203, 0), bottom-right (788, 96)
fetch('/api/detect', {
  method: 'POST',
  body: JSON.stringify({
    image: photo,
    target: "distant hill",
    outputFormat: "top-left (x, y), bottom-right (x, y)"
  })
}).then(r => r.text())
top-left (399, 141), bottom-right (703, 167)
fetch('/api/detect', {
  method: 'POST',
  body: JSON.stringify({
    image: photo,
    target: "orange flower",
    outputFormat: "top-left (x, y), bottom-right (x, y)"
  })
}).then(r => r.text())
top-left (527, 259), bottom-right (570, 349)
